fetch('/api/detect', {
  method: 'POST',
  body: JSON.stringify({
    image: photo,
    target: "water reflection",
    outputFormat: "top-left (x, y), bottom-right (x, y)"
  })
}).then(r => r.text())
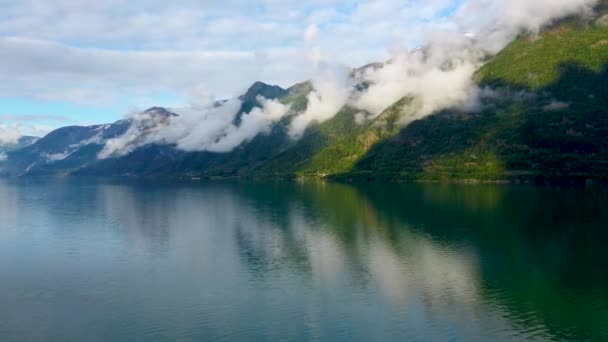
top-left (0, 179), bottom-right (606, 341)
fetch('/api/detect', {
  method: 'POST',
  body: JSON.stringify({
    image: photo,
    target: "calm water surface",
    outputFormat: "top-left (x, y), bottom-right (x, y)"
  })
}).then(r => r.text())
top-left (0, 179), bottom-right (607, 341)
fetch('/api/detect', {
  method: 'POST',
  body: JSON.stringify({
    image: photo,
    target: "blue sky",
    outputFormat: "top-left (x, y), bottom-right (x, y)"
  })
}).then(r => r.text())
top-left (0, 0), bottom-right (464, 136)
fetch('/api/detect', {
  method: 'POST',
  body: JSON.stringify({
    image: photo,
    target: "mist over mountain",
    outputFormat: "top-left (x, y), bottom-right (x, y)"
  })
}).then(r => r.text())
top-left (1, 0), bottom-right (607, 182)
top-left (0, 136), bottom-right (38, 162)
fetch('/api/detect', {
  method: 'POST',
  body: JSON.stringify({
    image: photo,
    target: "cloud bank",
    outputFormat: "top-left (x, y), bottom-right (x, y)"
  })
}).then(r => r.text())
top-left (99, 96), bottom-right (292, 158)
top-left (0, 125), bottom-right (22, 145)
top-left (288, 64), bottom-right (352, 139)
top-left (0, 123), bottom-right (53, 145)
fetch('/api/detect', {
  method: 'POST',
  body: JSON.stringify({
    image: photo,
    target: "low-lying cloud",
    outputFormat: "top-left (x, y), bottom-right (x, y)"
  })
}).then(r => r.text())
top-left (0, 125), bottom-right (22, 145)
top-left (288, 64), bottom-right (352, 139)
top-left (163, 97), bottom-right (291, 153)
top-left (99, 96), bottom-right (291, 158)
top-left (0, 118), bottom-right (62, 145)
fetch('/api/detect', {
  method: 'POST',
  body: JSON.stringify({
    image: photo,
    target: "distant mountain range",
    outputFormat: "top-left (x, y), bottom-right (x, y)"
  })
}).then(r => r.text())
top-left (2, 11), bottom-right (608, 182)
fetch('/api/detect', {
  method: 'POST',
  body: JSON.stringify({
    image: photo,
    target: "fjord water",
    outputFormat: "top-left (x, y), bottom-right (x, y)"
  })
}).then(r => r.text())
top-left (0, 180), bottom-right (607, 341)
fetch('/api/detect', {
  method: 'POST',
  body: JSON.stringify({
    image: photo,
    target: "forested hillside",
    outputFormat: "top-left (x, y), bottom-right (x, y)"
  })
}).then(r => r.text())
top-left (344, 16), bottom-right (608, 181)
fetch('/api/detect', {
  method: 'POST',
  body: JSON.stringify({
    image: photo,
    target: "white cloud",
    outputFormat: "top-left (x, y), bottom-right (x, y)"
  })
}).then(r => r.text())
top-left (0, 37), bottom-right (301, 101)
top-left (288, 64), bottom-right (352, 138)
top-left (0, 114), bottom-right (68, 144)
top-left (0, 114), bottom-right (70, 122)
top-left (0, 125), bottom-right (22, 145)
top-left (98, 109), bottom-right (177, 158)
top-left (0, 123), bottom-right (53, 144)
top-left (304, 24), bottom-right (319, 42)
top-left (160, 96), bottom-right (291, 153)
top-left (199, 97), bottom-right (291, 152)
top-left (42, 151), bottom-right (71, 161)
top-left (99, 95), bottom-right (291, 158)
top-left (454, 0), bottom-right (597, 54)
top-left (0, 0), bottom-right (473, 106)
top-left (351, 32), bottom-right (480, 121)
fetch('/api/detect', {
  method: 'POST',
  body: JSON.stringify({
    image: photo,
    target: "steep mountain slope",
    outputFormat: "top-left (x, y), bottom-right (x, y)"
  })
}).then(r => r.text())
top-left (346, 18), bottom-right (608, 181)
top-left (1, 121), bottom-right (129, 176)
top-left (248, 17), bottom-right (608, 182)
top-left (250, 98), bottom-right (408, 178)
top-left (0, 108), bottom-right (179, 176)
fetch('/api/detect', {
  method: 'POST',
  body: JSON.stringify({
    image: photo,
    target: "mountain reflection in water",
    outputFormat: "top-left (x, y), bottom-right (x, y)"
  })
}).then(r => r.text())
top-left (0, 179), bottom-right (606, 341)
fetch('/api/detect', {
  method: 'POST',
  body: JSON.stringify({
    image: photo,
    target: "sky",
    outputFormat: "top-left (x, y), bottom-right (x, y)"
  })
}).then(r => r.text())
top-left (0, 0), bottom-right (467, 136)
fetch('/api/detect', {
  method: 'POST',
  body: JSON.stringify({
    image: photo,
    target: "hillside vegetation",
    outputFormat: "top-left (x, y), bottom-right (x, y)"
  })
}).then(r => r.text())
top-left (293, 17), bottom-right (608, 182)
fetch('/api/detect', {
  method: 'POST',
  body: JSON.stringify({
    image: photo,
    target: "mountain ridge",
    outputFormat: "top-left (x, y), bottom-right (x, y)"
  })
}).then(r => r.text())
top-left (2, 14), bottom-right (608, 182)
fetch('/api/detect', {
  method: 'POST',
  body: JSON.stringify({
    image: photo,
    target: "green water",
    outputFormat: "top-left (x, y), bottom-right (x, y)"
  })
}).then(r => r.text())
top-left (0, 179), bottom-right (607, 341)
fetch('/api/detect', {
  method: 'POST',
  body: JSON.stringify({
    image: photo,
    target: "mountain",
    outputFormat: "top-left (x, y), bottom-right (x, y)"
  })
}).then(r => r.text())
top-left (0, 106), bottom-right (187, 177)
top-left (0, 121), bottom-right (129, 176)
top-left (73, 82), bottom-right (296, 178)
top-left (2, 9), bottom-right (608, 182)
top-left (256, 12), bottom-right (608, 182)
top-left (0, 82), bottom-right (295, 178)
top-left (347, 17), bottom-right (608, 182)
top-left (238, 81), bottom-right (288, 117)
